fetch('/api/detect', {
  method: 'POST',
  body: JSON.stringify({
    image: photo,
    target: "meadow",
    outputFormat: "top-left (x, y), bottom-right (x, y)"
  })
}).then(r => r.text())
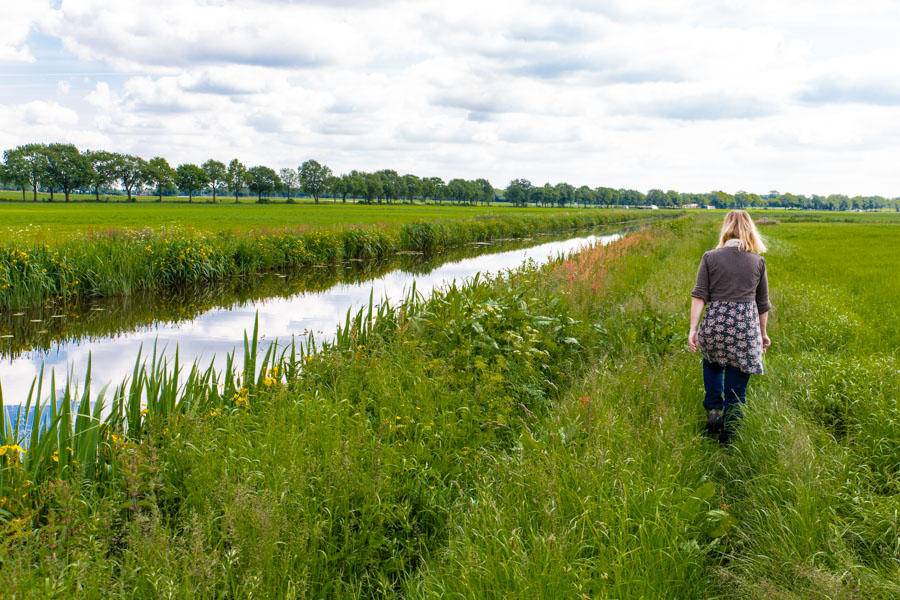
top-left (0, 213), bottom-right (897, 598)
top-left (0, 198), bottom-right (610, 242)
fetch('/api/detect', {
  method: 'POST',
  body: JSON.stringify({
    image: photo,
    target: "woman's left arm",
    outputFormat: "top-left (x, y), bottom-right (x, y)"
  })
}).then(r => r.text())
top-left (756, 259), bottom-right (772, 352)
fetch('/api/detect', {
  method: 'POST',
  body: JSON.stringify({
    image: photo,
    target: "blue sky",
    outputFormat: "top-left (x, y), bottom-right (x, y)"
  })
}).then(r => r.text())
top-left (3, 0), bottom-right (900, 196)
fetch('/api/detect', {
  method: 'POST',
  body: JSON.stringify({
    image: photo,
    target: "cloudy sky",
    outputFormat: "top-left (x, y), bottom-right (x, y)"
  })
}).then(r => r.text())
top-left (2, 0), bottom-right (900, 196)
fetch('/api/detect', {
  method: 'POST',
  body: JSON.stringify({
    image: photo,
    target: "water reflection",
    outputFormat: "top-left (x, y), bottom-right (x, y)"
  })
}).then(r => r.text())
top-left (0, 229), bottom-right (622, 403)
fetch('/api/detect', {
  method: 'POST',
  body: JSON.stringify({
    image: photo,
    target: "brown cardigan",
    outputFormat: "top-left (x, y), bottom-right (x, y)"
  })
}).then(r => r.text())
top-left (691, 246), bottom-right (771, 314)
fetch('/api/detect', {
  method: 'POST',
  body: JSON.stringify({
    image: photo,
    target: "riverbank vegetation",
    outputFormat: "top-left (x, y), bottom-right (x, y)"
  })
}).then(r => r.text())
top-left (0, 202), bottom-right (653, 243)
top-left (0, 210), bottom-right (664, 310)
top-left (1, 214), bottom-right (897, 598)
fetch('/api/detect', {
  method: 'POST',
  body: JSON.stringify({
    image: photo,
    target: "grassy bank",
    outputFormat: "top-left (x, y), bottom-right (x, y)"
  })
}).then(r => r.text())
top-left (0, 201), bottom-right (636, 243)
top-left (0, 210), bottom-right (666, 310)
top-left (1, 214), bottom-right (897, 598)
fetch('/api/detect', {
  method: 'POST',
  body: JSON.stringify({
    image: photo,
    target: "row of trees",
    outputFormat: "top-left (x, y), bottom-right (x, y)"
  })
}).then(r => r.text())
top-left (2, 143), bottom-right (898, 210)
top-left (0, 143), bottom-right (339, 204)
top-left (0, 143), bottom-right (499, 205)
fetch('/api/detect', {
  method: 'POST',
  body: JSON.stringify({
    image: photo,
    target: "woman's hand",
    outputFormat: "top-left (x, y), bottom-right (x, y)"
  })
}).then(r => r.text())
top-left (761, 334), bottom-right (771, 354)
top-left (689, 329), bottom-right (699, 352)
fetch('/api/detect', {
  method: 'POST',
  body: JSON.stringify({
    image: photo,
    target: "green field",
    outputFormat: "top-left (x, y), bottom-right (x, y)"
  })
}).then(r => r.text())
top-left (0, 199), bottom-right (609, 242)
top-left (1, 214), bottom-right (897, 598)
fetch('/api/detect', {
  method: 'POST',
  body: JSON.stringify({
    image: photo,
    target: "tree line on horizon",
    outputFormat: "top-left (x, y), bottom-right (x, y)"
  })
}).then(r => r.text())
top-left (1, 142), bottom-right (898, 211)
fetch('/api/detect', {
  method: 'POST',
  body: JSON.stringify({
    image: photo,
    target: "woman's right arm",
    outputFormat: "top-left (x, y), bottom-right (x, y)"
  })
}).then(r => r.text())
top-left (689, 254), bottom-right (709, 352)
top-left (689, 297), bottom-right (705, 352)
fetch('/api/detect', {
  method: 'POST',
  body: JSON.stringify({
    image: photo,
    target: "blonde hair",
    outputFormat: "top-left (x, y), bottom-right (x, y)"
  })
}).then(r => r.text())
top-left (717, 210), bottom-right (767, 254)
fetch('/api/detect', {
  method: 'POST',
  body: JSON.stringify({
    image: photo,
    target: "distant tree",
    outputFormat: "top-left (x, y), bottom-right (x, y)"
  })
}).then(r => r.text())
top-left (647, 188), bottom-right (667, 207)
top-left (575, 185), bottom-right (594, 208)
top-left (298, 159), bottom-right (331, 203)
top-left (594, 186), bottom-right (617, 207)
top-left (506, 178), bottom-right (532, 207)
top-left (377, 169), bottom-right (401, 204)
top-left (346, 171), bottom-right (366, 202)
top-left (84, 149), bottom-right (120, 201)
top-left (279, 168), bottom-right (299, 202)
top-left (246, 165), bottom-right (281, 202)
top-left (828, 194), bottom-right (850, 211)
top-left (475, 178), bottom-right (494, 205)
top-left (555, 182), bottom-right (574, 208)
top-left (618, 188), bottom-right (646, 206)
top-left (10, 144), bottom-right (49, 201)
top-left (226, 159), bottom-right (248, 203)
top-left (202, 159), bottom-right (227, 202)
top-left (325, 175), bottom-right (343, 203)
top-left (402, 174), bottom-right (421, 203)
top-left (707, 190), bottom-right (734, 209)
top-left (419, 177), bottom-right (436, 203)
top-left (447, 178), bottom-right (468, 205)
top-left (44, 143), bottom-right (92, 203)
top-left (117, 154), bottom-right (150, 202)
top-left (339, 173), bottom-right (356, 203)
top-left (541, 183), bottom-right (559, 208)
top-left (175, 163), bottom-right (210, 203)
top-left (734, 191), bottom-right (751, 208)
top-left (1, 146), bottom-right (39, 201)
top-left (147, 157), bottom-right (176, 202)
top-left (362, 172), bottom-right (382, 203)
top-left (432, 179), bottom-right (448, 205)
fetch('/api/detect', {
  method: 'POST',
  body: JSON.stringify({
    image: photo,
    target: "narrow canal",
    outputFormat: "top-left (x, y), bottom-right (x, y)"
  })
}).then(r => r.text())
top-left (0, 227), bottom-right (625, 403)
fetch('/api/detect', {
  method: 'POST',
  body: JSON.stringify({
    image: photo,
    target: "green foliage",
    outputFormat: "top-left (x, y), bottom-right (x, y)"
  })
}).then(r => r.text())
top-left (0, 210), bottom-right (661, 310)
top-left (201, 159), bottom-right (226, 203)
top-left (116, 154), bottom-right (150, 202)
top-left (146, 156), bottom-right (175, 202)
top-left (175, 163), bottom-right (210, 203)
top-left (246, 165), bottom-right (281, 203)
top-left (298, 159), bottom-right (331, 203)
top-left (44, 143), bottom-right (93, 203)
top-left (226, 158), bottom-right (248, 203)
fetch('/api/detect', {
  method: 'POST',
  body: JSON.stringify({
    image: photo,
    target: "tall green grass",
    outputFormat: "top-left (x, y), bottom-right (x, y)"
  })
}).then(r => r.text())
top-left (0, 210), bottom-right (665, 310)
top-left (700, 221), bottom-right (900, 598)
top-left (1, 215), bottom-right (896, 599)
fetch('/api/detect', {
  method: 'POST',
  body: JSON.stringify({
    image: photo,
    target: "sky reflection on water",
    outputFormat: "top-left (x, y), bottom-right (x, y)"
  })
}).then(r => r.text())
top-left (0, 232), bottom-right (620, 403)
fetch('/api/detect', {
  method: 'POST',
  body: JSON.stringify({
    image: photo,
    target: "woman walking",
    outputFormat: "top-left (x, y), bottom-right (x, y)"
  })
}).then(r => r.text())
top-left (689, 210), bottom-right (771, 443)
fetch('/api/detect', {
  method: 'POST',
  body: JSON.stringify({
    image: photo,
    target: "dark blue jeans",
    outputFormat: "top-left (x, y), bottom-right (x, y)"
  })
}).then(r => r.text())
top-left (702, 359), bottom-right (751, 442)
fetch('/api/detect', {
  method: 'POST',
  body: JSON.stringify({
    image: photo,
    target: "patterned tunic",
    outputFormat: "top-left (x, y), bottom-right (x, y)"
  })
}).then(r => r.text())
top-left (698, 300), bottom-right (764, 375)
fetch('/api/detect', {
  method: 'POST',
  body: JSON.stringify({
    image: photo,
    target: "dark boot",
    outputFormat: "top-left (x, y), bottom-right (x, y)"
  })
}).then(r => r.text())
top-left (706, 409), bottom-right (724, 436)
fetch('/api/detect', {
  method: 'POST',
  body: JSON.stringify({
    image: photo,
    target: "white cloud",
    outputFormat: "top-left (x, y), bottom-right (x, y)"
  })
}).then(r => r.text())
top-left (0, 1), bottom-right (52, 62)
top-left (1, 0), bottom-right (900, 195)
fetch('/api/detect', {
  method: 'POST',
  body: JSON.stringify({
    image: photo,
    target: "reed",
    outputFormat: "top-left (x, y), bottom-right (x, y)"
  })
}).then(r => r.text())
top-left (0, 211), bottom-right (668, 310)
